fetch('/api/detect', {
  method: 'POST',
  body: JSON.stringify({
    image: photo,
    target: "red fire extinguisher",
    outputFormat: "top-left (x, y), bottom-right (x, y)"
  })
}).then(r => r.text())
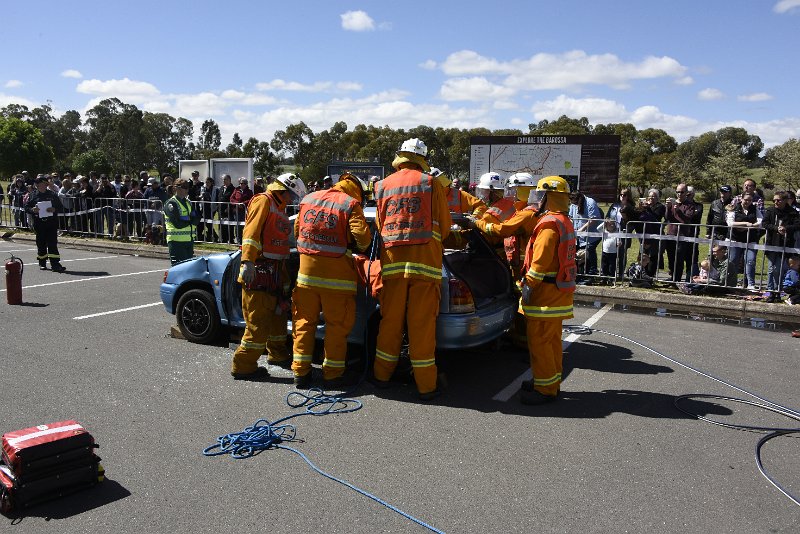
top-left (5, 255), bottom-right (23, 305)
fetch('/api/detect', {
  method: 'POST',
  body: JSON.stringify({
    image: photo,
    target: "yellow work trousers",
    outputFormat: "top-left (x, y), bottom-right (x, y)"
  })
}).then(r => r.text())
top-left (374, 278), bottom-right (440, 394)
top-left (525, 319), bottom-right (563, 397)
top-left (291, 285), bottom-right (355, 380)
top-left (231, 288), bottom-right (289, 374)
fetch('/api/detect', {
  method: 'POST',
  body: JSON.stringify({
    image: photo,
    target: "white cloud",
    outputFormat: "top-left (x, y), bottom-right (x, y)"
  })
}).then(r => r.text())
top-left (77, 77), bottom-right (160, 97)
top-left (675, 76), bottom-right (694, 85)
top-left (335, 81), bottom-right (363, 92)
top-left (774, 0), bottom-right (800, 13)
top-left (439, 50), bottom-right (688, 91)
top-left (697, 88), bottom-right (725, 101)
top-left (341, 10), bottom-right (375, 31)
top-left (738, 92), bottom-right (773, 102)
top-left (4, 80), bottom-right (23, 88)
top-left (0, 92), bottom-right (39, 109)
top-left (440, 77), bottom-right (516, 102)
top-left (419, 60), bottom-right (437, 70)
top-left (532, 95), bottom-right (630, 123)
top-left (256, 79), bottom-right (332, 92)
top-left (61, 69), bottom-right (83, 79)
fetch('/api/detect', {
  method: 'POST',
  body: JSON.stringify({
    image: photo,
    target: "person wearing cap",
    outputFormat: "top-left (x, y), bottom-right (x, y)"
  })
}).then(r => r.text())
top-left (706, 185), bottom-right (734, 240)
top-left (320, 176), bottom-right (333, 190)
top-left (231, 173), bottom-right (307, 381)
top-left (291, 173), bottom-right (372, 388)
top-left (24, 176), bottom-right (67, 272)
top-left (372, 138), bottom-right (452, 400)
top-left (163, 178), bottom-right (200, 265)
top-left (230, 177), bottom-right (253, 245)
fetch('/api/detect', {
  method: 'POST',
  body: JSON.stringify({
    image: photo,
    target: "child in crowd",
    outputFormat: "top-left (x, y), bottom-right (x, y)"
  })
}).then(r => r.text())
top-left (599, 219), bottom-right (618, 278)
top-left (626, 254), bottom-right (654, 288)
top-left (783, 254), bottom-right (800, 305)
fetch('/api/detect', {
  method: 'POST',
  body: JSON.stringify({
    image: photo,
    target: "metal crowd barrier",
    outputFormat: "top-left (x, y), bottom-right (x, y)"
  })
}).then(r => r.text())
top-left (572, 218), bottom-right (800, 292)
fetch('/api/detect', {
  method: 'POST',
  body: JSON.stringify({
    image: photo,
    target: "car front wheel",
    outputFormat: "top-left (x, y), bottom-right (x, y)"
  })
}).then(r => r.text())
top-left (176, 289), bottom-right (221, 344)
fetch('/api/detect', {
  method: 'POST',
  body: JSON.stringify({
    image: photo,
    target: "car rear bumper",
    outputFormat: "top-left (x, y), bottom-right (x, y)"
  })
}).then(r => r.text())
top-left (435, 294), bottom-right (517, 349)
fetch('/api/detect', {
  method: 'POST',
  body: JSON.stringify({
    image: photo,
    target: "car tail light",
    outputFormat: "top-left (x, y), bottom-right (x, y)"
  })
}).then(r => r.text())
top-left (448, 277), bottom-right (475, 313)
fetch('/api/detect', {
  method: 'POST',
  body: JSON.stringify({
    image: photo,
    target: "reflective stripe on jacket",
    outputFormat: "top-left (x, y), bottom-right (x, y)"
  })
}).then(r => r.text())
top-left (375, 169), bottom-right (436, 247)
top-left (485, 197), bottom-right (516, 223)
top-left (240, 192), bottom-right (291, 260)
top-left (165, 196), bottom-right (193, 242)
top-left (524, 212), bottom-right (577, 294)
top-left (296, 189), bottom-right (357, 257)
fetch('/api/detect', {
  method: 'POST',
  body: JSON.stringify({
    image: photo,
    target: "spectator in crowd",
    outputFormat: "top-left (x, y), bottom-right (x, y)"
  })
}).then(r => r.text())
top-left (568, 190), bottom-right (603, 276)
top-left (733, 178), bottom-right (765, 218)
top-left (164, 178), bottom-right (200, 265)
top-left (76, 175), bottom-right (94, 233)
top-left (681, 244), bottom-right (737, 295)
top-left (93, 174), bottom-right (117, 235)
top-left (599, 219), bottom-right (618, 279)
top-left (788, 190), bottom-right (800, 248)
top-left (320, 176), bottom-right (333, 190)
top-left (665, 183), bottom-right (702, 283)
top-left (762, 191), bottom-right (800, 302)
top-left (162, 174), bottom-right (173, 188)
top-left (143, 177), bottom-right (168, 228)
top-left (57, 175), bottom-right (75, 234)
top-left (685, 185), bottom-right (704, 277)
top-left (638, 188), bottom-right (666, 276)
top-left (119, 175), bottom-right (132, 199)
top-left (21, 170), bottom-right (33, 187)
top-left (218, 174), bottom-right (235, 243)
top-left (124, 179), bottom-right (145, 237)
top-left (24, 175), bottom-right (66, 272)
top-left (47, 174), bottom-right (60, 194)
top-left (783, 254), bottom-right (800, 305)
top-left (626, 254), bottom-right (655, 288)
top-left (197, 176), bottom-right (219, 242)
top-left (112, 174), bottom-right (123, 195)
top-left (727, 192), bottom-right (761, 289)
top-left (706, 185), bottom-right (733, 240)
top-left (9, 175), bottom-right (28, 227)
top-left (607, 188), bottom-right (639, 278)
top-left (229, 177), bottom-right (253, 244)
top-left (0, 179), bottom-right (4, 219)
top-left (253, 176), bottom-right (265, 194)
top-left (188, 171), bottom-right (203, 202)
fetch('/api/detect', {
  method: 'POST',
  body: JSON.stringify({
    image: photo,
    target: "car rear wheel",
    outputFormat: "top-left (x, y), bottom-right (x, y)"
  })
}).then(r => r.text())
top-left (176, 289), bottom-right (221, 344)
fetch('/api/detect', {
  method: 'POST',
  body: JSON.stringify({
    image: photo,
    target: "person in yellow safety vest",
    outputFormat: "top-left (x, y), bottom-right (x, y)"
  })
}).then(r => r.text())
top-left (429, 167), bottom-right (487, 218)
top-left (519, 175), bottom-right (576, 405)
top-left (372, 138), bottom-right (452, 400)
top-left (291, 173), bottom-right (372, 389)
top-left (231, 173), bottom-right (307, 381)
top-left (164, 178), bottom-right (201, 265)
top-left (473, 172), bottom-right (541, 348)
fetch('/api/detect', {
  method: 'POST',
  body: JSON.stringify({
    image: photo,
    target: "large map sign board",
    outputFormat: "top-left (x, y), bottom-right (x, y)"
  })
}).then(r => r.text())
top-left (470, 135), bottom-right (620, 203)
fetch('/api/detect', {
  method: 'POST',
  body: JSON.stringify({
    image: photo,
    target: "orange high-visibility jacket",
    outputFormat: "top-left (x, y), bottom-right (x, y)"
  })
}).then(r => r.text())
top-left (447, 188), bottom-right (487, 218)
top-left (520, 211), bottom-right (576, 319)
top-left (295, 187), bottom-right (371, 294)
top-left (241, 191), bottom-right (291, 262)
top-left (476, 205), bottom-right (540, 269)
top-left (375, 168), bottom-right (451, 281)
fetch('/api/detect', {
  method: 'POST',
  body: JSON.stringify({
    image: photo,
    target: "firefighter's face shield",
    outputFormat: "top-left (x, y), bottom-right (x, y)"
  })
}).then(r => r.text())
top-left (527, 188), bottom-right (547, 209)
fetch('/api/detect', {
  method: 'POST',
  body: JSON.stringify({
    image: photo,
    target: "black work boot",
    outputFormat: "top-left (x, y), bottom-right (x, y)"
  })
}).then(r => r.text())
top-left (51, 263), bottom-right (66, 273)
top-left (294, 372), bottom-right (313, 389)
top-left (231, 366), bottom-right (271, 382)
top-left (39, 262), bottom-right (47, 270)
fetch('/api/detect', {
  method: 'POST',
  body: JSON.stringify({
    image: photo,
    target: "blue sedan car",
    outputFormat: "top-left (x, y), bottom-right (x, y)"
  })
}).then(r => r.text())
top-left (160, 213), bottom-right (517, 351)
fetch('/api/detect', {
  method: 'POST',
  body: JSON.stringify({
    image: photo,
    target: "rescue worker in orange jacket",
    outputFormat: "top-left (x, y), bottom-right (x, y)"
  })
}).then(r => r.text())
top-left (291, 173), bottom-right (372, 389)
top-left (372, 138), bottom-right (452, 400)
top-left (429, 168), bottom-right (486, 218)
top-left (477, 171), bottom-right (516, 225)
top-left (473, 172), bottom-right (541, 348)
top-left (519, 175), bottom-right (576, 405)
top-left (231, 173), bottom-right (307, 381)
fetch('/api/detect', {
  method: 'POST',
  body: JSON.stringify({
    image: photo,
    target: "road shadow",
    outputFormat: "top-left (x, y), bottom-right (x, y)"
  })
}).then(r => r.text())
top-left (15, 302), bottom-right (49, 307)
top-left (58, 270), bottom-right (110, 277)
top-left (3, 478), bottom-right (130, 523)
top-left (563, 339), bottom-right (674, 379)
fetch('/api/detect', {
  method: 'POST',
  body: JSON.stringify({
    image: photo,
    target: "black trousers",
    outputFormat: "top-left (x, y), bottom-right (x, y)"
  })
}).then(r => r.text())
top-left (34, 221), bottom-right (62, 266)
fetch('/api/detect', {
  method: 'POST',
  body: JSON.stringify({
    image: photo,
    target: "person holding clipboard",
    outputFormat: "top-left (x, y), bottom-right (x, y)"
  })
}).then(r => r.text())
top-left (25, 175), bottom-right (67, 272)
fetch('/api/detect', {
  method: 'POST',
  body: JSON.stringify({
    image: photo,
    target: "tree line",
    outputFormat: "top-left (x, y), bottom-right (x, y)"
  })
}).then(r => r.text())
top-left (1, 98), bottom-right (799, 197)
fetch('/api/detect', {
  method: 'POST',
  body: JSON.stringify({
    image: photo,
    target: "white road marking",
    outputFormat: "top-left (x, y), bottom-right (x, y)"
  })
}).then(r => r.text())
top-left (73, 301), bottom-right (163, 320)
top-left (23, 255), bottom-right (122, 266)
top-left (0, 248), bottom-right (38, 253)
top-left (0, 268), bottom-right (165, 292)
top-left (492, 303), bottom-right (614, 402)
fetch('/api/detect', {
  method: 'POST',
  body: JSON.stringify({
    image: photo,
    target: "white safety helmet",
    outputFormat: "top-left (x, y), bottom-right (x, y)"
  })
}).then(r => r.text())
top-left (429, 167), bottom-right (442, 178)
top-left (476, 171), bottom-right (506, 191)
top-left (274, 172), bottom-right (307, 201)
top-left (398, 138), bottom-right (428, 157)
top-left (507, 172), bottom-right (536, 201)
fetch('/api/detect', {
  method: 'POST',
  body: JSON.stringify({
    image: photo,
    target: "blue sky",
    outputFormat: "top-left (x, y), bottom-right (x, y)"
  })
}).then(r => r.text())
top-left (3, 1), bottom-right (799, 149)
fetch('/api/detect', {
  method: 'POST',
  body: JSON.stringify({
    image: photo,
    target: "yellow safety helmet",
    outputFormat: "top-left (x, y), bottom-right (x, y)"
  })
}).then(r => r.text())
top-left (535, 175), bottom-right (570, 193)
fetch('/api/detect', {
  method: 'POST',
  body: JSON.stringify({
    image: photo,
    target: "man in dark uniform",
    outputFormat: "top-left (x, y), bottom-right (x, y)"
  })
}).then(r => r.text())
top-left (25, 175), bottom-right (67, 272)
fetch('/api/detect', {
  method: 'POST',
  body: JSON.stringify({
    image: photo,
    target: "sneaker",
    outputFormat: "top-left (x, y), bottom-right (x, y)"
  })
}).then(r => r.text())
top-left (293, 372), bottom-right (312, 389)
top-left (51, 264), bottom-right (66, 273)
top-left (746, 285), bottom-right (757, 290)
top-left (231, 366), bottom-right (271, 382)
top-left (520, 389), bottom-right (557, 405)
top-left (323, 371), bottom-right (360, 389)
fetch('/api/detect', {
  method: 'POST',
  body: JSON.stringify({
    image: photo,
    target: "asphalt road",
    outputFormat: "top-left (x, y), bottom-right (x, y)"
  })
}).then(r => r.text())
top-left (0, 240), bottom-right (798, 533)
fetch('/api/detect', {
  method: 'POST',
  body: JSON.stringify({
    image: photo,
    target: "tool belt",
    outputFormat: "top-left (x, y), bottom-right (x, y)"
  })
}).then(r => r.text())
top-left (245, 258), bottom-right (282, 294)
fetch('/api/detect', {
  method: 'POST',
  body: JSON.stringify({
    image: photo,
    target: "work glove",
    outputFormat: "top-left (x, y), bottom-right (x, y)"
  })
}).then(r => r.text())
top-left (463, 214), bottom-right (477, 229)
top-left (240, 261), bottom-right (256, 285)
